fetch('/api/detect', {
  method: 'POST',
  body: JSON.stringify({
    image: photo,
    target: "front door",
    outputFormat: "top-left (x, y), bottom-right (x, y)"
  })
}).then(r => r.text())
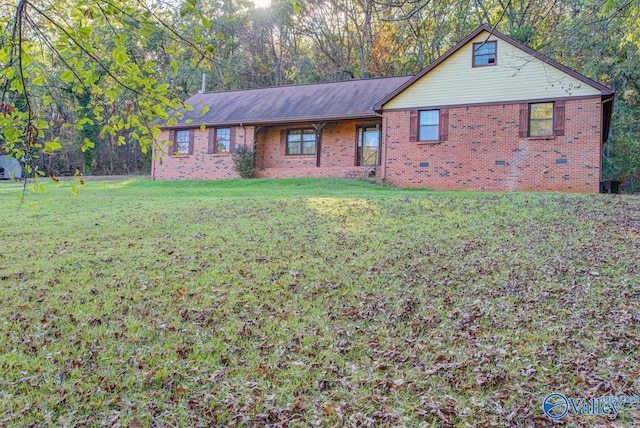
top-left (356, 125), bottom-right (380, 166)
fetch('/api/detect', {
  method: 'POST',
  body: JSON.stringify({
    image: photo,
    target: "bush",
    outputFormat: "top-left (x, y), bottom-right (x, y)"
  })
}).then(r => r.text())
top-left (231, 145), bottom-right (257, 179)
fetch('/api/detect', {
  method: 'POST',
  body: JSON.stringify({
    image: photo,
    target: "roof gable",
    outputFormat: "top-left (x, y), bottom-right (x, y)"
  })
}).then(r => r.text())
top-left (375, 24), bottom-right (613, 110)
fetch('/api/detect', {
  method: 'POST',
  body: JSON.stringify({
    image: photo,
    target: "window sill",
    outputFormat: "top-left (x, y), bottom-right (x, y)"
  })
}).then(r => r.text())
top-left (417, 141), bottom-right (442, 146)
top-left (171, 155), bottom-right (190, 158)
top-left (208, 152), bottom-right (230, 157)
top-left (286, 154), bottom-right (316, 157)
top-left (528, 135), bottom-right (555, 140)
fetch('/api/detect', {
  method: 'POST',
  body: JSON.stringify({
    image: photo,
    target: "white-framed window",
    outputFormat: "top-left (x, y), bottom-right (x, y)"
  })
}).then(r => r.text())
top-left (418, 110), bottom-right (440, 141)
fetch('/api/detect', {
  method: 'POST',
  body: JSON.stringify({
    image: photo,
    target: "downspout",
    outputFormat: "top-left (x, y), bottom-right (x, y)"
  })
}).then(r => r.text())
top-left (251, 125), bottom-right (259, 150)
top-left (600, 95), bottom-right (615, 185)
top-left (253, 125), bottom-right (263, 170)
top-left (374, 110), bottom-right (385, 181)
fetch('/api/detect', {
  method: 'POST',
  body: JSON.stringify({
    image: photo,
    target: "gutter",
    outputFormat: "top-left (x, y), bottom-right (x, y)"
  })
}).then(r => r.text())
top-left (158, 113), bottom-right (381, 130)
top-left (374, 110), bottom-right (386, 181)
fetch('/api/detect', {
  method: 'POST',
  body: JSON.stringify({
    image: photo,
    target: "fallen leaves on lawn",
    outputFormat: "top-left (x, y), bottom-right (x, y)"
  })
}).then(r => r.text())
top-left (0, 190), bottom-right (638, 426)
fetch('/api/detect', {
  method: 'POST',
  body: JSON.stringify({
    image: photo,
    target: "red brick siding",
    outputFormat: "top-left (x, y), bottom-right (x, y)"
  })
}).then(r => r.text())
top-left (255, 120), bottom-right (375, 179)
top-left (153, 127), bottom-right (254, 180)
top-left (153, 98), bottom-right (602, 192)
top-left (383, 98), bottom-right (602, 192)
top-left (153, 120), bottom-right (374, 180)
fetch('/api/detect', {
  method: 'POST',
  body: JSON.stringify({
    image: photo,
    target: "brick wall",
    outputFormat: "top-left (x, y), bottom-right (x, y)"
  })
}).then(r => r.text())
top-left (153, 98), bottom-right (602, 192)
top-left (255, 120), bottom-right (375, 179)
top-left (383, 98), bottom-right (602, 192)
top-left (152, 127), bottom-right (254, 180)
top-left (153, 120), bottom-right (375, 180)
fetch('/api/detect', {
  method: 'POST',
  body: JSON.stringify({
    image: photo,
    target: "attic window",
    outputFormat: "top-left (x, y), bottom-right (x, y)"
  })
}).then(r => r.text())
top-left (473, 41), bottom-right (496, 67)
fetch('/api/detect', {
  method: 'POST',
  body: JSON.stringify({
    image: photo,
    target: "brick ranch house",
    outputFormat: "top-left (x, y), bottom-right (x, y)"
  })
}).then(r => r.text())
top-left (153, 25), bottom-right (614, 192)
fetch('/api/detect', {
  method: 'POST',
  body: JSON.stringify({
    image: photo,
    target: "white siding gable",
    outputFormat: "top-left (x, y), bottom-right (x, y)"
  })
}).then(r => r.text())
top-left (384, 31), bottom-right (600, 109)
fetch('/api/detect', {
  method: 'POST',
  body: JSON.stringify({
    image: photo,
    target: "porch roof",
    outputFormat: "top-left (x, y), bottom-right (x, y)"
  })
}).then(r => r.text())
top-left (166, 76), bottom-right (412, 128)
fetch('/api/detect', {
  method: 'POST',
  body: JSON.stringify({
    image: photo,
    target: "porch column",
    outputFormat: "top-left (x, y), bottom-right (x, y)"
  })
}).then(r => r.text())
top-left (312, 122), bottom-right (327, 167)
top-left (253, 126), bottom-right (263, 170)
top-left (253, 125), bottom-right (262, 150)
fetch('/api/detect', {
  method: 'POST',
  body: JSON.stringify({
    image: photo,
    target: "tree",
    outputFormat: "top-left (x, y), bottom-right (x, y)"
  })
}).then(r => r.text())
top-left (2, 0), bottom-right (638, 189)
top-left (0, 0), bottom-right (213, 180)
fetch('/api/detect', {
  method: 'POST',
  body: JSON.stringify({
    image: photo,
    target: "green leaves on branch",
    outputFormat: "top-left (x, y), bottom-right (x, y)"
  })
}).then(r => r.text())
top-left (76, 118), bottom-right (94, 129)
top-left (81, 139), bottom-right (95, 152)
top-left (199, 105), bottom-right (210, 117)
top-left (171, 60), bottom-right (180, 76)
top-left (44, 141), bottom-right (62, 153)
top-left (59, 70), bottom-right (74, 83)
top-left (0, 0), bottom-right (211, 180)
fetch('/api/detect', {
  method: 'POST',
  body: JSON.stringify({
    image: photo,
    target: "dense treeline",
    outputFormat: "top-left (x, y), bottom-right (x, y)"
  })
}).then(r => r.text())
top-left (1, 0), bottom-right (639, 189)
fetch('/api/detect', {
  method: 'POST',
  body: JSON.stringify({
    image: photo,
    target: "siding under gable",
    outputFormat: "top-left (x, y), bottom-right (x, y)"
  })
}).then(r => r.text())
top-left (383, 32), bottom-right (600, 110)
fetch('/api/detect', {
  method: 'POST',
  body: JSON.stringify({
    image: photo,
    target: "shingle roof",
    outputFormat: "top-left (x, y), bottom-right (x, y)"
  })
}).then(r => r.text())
top-left (168, 76), bottom-right (412, 128)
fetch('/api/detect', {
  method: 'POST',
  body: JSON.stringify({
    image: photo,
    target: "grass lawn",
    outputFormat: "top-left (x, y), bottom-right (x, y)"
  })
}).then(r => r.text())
top-left (0, 177), bottom-right (638, 426)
